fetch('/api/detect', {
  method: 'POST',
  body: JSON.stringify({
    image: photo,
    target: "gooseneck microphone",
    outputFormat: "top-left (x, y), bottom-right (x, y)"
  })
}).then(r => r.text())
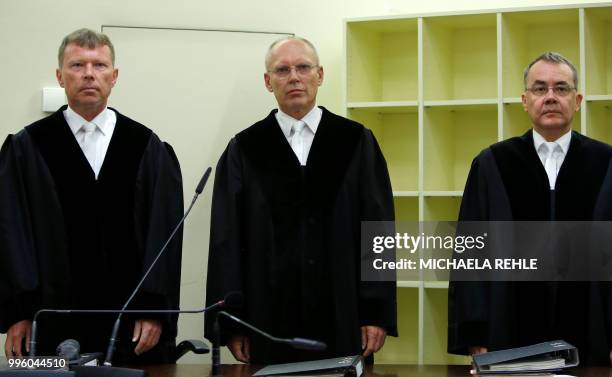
top-left (195, 167), bottom-right (212, 195)
top-left (29, 290), bottom-right (241, 360)
top-left (28, 167), bottom-right (212, 363)
top-left (211, 310), bottom-right (327, 377)
top-left (217, 311), bottom-right (327, 350)
top-left (103, 166), bottom-right (212, 366)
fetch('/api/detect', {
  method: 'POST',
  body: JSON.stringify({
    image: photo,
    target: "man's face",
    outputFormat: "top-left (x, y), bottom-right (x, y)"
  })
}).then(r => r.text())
top-left (522, 60), bottom-right (582, 135)
top-left (56, 43), bottom-right (118, 113)
top-left (264, 40), bottom-right (323, 116)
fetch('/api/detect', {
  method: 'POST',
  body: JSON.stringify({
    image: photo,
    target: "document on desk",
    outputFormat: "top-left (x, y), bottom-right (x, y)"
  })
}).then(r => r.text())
top-left (472, 340), bottom-right (578, 375)
top-left (253, 355), bottom-right (363, 377)
top-left (488, 355), bottom-right (565, 371)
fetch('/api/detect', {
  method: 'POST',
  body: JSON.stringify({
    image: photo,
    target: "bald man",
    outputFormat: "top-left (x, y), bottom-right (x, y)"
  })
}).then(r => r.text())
top-left (204, 37), bottom-right (397, 364)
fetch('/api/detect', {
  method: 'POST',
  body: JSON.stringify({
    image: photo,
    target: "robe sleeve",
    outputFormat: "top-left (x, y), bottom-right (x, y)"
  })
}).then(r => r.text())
top-left (357, 129), bottom-right (398, 337)
top-left (447, 156), bottom-right (490, 355)
top-left (0, 134), bottom-right (40, 332)
top-left (593, 157), bottom-right (612, 347)
top-left (132, 134), bottom-right (184, 339)
top-left (594, 156), bottom-right (612, 221)
top-left (204, 138), bottom-right (245, 344)
top-left (0, 131), bottom-right (69, 334)
top-left (448, 149), bottom-right (512, 355)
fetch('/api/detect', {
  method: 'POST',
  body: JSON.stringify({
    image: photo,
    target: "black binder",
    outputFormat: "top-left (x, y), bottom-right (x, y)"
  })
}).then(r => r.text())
top-left (472, 340), bottom-right (579, 374)
top-left (253, 356), bottom-right (363, 377)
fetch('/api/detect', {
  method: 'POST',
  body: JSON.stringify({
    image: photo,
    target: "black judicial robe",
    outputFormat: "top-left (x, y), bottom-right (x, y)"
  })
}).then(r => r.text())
top-left (204, 107), bottom-right (397, 364)
top-left (448, 129), bottom-right (612, 365)
top-left (0, 106), bottom-right (183, 364)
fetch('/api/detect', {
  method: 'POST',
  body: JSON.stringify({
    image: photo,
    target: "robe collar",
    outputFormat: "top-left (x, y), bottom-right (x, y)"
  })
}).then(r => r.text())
top-left (235, 107), bottom-right (363, 212)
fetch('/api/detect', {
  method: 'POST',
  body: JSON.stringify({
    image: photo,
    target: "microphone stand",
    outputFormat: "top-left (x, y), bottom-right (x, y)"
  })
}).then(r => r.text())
top-left (29, 167), bottom-right (213, 364)
top-left (30, 295), bottom-right (232, 358)
top-left (212, 315), bottom-right (222, 377)
top-left (103, 167), bottom-right (212, 366)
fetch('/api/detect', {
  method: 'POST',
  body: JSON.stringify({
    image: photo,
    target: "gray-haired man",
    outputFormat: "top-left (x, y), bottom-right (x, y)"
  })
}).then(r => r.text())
top-left (204, 37), bottom-right (397, 364)
top-left (448, 52), bottom-right (612, 366)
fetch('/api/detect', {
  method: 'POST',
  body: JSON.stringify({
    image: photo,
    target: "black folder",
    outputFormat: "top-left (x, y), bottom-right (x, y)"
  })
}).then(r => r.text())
top-left (472, 340), bottom-right (579, 374)
top-left (253, 356), bottom-right (363, 377)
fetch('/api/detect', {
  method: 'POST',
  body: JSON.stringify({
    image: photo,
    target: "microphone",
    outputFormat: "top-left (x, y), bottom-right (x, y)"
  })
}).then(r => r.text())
top-left (56, 339), bottom-right (80, 361)
top-left (211, 310), bottom-right (326, 377)
top-left (103, 167), bottom-right (212, 366)
top-left (56, 339), bottom-right (104, 368)
top-left (216, 311), bottom-right (326, 351)
top-left (195, 167), bottom-right (212, 194)
top-left (29, 291), bottom-right (241, 358)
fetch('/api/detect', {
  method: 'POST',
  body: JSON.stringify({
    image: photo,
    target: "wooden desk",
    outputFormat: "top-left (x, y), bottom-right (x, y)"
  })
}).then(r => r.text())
top-left (141, 364), bottom-right (612, 377)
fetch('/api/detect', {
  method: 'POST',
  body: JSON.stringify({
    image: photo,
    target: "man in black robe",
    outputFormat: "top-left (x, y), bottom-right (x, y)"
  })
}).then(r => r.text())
top-left (448, 52), bottom-right (612, 365)
top-left (0, 28), bottom-right (183, 364)
top-left (204, 37), bottom-right (397, 364)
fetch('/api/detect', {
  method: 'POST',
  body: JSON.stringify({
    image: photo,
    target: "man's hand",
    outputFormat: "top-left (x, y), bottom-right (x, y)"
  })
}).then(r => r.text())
top-left (132, 319), bottom-right (162, 355)
top-left (361, 325), bottom-right (386, 357)
top-left (469, 346), bottom-right (488, 356)
top-left (228, 335), bottom-right (250, 363)
top-left (4, 320), bottom-right (32, 358)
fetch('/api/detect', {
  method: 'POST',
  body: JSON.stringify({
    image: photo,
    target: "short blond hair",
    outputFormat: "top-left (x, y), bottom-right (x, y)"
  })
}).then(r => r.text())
top-left (58, 28), bottom-right (115, 67)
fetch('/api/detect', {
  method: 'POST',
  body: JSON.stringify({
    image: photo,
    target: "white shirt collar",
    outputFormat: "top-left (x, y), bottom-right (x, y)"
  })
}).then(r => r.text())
top-left (64, 106), bottom-right (114, 136)
top-left (276, 105), bottom-right (322, 138)
top-left (532, 128), bottom-right (572, 155)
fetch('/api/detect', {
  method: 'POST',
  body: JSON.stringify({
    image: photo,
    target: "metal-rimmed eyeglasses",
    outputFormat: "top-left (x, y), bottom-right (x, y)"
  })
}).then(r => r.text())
top-left (269, 64), bottom-right (318, 78)
top-left (525, 84), bottom-right (576, 97)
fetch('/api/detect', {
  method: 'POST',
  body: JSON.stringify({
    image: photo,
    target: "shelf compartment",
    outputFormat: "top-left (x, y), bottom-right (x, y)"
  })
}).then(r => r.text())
top-left (423, 289), bottom-right (471, 364)
top-left (394, 196), bottom-right (419, 222)
top-left (376, 288), bottom-right (419, 364)
top-left (349, 108), bottom-right (418, 191)
top-left (585, 7), bottom-right (612, 96)
top-left (424, 105), bottom-right (497, 192)
top-left (423, 14), bottom-right (497, 101)
top-left (424, 196), bottom-right (461, 221)
top-left (502, 9), bottom-right (580, 98)
top-left (346, 18), bottom-right (418, 103)
top-left (502, 102), bottom-right (581, 140)
top-left (420, 197), bottom-right (462, 285)
top-left (586, 99), bottom-right (612, 144)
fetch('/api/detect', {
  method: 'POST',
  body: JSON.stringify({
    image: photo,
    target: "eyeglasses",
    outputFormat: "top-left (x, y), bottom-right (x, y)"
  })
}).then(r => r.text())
top-left (525, 85), bottom-right (576, 97)
top-left (269, 64), bottom-right (318, 78)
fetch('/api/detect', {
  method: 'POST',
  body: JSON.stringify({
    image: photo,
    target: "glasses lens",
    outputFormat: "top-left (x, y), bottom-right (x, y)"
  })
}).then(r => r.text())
top-left (274, 66), bottom-right (290, 76)
top-left (532, 86), bottom-right (547, 96)
top-left (296, 65), bottom-right (312, 74)
top-left (553, 86), bottom-right (571, 96)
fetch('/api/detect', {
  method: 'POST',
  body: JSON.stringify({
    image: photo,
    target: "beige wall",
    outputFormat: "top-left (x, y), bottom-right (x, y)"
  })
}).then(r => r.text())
top-left (1, 0), bottom-right (609, 364)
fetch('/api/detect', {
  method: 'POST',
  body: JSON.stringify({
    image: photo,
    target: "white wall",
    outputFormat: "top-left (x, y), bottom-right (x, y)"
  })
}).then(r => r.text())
top-left (1, 0), bottom-right (609, 364)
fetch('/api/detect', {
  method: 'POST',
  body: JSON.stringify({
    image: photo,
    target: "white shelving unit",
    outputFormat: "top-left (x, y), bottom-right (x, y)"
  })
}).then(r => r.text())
top-left (344, 2), bottom-right (612, 365)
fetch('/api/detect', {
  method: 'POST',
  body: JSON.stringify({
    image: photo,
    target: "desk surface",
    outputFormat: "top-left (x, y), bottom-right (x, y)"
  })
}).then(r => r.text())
top-left (141, 364), bottom-right (612, 377)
